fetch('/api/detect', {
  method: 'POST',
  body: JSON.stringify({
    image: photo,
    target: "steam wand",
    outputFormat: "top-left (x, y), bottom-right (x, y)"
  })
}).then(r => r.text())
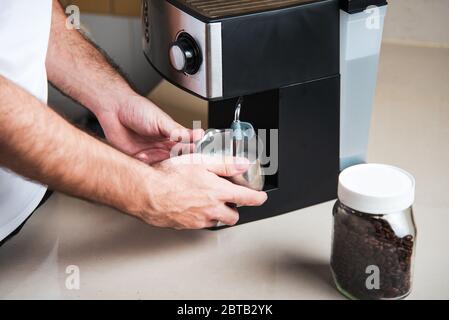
top-left (231, 97), bottom-right (255, 157)
top-left (234, 96), bottom-right (244, 122)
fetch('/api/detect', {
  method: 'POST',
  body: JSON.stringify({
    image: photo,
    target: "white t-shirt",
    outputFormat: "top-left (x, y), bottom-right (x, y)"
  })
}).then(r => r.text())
top-left (0, 0), bottom-right (52, 241)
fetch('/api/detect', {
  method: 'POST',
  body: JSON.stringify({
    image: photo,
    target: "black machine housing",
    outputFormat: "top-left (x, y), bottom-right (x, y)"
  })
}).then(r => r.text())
top-left (143, 0), bottom-right (341, 225)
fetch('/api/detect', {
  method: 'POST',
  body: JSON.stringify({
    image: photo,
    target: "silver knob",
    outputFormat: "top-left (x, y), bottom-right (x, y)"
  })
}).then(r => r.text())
top-left (168, 33), bottom-right (202, 75)
top-left (169, 45), bottom-right (186, 72)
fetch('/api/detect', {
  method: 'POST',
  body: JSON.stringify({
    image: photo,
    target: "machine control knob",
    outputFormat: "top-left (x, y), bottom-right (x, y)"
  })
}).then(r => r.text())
top-left (169, 33), bottom-right (202, 75)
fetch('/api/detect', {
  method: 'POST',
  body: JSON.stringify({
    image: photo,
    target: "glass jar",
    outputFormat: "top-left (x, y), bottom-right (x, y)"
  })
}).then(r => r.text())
top-left (331, 164), bottom-right (417, 300)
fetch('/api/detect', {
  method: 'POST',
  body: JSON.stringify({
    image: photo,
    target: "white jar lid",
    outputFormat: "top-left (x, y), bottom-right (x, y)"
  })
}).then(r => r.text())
top-left (338, 164), bottom-right (415, 214)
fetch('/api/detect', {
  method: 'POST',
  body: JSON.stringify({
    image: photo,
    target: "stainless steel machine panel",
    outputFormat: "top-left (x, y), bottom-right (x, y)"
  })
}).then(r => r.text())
top-left (142, 0), bottom-right (223, 99)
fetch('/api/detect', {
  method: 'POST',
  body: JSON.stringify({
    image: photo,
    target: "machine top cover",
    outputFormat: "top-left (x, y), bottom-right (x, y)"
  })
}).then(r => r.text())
top-left (170, 0), bottom-right (327, 20)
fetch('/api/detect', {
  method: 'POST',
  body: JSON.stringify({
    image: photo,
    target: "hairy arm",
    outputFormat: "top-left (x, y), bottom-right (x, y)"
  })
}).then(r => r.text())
top-left (46, 0), bottom-right (199, 164)
top-left (0, 74), bottom-right (148, 215)
top-left (0, 72), bottom-right (267, 230)
top-left (46, 0), bottom-right (133, 116)
top-left (27, 0), bottom-right (267, 229)
top-left (0, 75), bottom-right (266, 229)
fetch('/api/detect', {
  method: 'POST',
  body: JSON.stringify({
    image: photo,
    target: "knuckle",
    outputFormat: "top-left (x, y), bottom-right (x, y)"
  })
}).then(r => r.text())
top-left (196, 220), bottom-right (210, 229)
top-left (182, 222), bottom-right (196, 230)
top-left (205, 210), bottom-right (218, 221)
top-left (217, 208), bottom-right (239, 226)
top-left (245, 191), bottom-right (267, 206)
top-left (258, 192), bottom-right (268, 204)
top-left (185, 217), bottom-right (209, 230)
top-left (224, 165), bottom-right (233, 177)
top-left (228, 213), bottom-right (240, 226)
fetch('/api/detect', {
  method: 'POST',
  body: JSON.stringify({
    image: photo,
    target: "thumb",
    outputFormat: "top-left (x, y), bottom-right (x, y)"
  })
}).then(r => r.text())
top-left (168, 154), bottom-right (249, 177)
top-left (165, 124), bottom-right (204, 144)
top-left (157, 113), bottom-right (204, 143)
top-left (203, 155), bottom-right (250, 177)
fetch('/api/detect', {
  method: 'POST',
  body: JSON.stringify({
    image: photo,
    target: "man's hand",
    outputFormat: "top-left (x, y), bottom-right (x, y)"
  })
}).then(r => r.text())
top-left (135, 154), bottom-right (268, 229)
top-left (97, 94), bottom-right (203, 164)
top-left (46, 1), bottom-right (202, 164)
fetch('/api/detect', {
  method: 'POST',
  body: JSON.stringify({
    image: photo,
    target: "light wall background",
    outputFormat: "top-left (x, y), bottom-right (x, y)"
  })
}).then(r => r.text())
top-left (383, 0), bottom-right (449, 48)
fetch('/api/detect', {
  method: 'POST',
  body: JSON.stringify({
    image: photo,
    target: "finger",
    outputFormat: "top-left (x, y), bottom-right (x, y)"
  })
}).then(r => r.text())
top-left (135, 150), bottom-right (171, 164)
top-left (165, 126), bottom-right (205, 143)
top-left (204, 155), bottom-right (250, 177)
top-left (129, 138), bottom-right (177, 152)
top-left (223, 185), bottom-right (268, 207)
top-left (167, 154), bottom-right (249, 176)
top-left (167, 127), bottom-right (190, 142)
top-left (170, 142), bottom-right (196, 157)
top-left (213, 205), bottom-right (240, 226)
top-left (201, 220), bottom-right (222, 229)
top-left (192, 128), bottom-right (205, 142)
top-left (135, 152), bottom-right (150, 163)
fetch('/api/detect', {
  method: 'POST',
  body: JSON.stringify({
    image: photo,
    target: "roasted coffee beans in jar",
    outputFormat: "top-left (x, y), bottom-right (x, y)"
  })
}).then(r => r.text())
top-left (331, 164), bottom-right (417, 300)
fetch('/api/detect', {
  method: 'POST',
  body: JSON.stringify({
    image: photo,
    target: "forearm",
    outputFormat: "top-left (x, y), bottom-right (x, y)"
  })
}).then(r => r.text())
top-left (46, 0), bottom-right (135, 117)
top-left (0, 75), bottom-right (148, 214)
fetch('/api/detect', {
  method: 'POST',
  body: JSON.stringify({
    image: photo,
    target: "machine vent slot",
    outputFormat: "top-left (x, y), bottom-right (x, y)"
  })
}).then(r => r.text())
top-left (180, 0), bottom-right (319, 18)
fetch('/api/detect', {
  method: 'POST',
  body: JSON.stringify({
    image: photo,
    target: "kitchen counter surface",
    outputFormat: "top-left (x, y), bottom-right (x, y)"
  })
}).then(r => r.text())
top-left (1, 43), bottom-right (448, 299)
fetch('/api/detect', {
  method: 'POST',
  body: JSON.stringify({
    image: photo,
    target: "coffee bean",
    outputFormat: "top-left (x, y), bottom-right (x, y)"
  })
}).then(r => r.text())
top-left (331, 204), bottom-right (415, 300)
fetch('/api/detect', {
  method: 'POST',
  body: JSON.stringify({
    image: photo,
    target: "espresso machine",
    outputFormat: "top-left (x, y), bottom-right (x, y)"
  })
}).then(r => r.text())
top-left (142, 0), bottom-right (388, 225)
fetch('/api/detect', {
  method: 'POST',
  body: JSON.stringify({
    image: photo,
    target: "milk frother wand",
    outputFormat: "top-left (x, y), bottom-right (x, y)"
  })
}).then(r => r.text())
top-left (231, 97), bottom-right (255, 158)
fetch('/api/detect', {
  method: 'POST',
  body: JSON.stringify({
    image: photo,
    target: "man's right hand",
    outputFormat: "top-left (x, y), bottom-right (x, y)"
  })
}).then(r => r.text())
top-left (133, 154), bottom-right (268, 230)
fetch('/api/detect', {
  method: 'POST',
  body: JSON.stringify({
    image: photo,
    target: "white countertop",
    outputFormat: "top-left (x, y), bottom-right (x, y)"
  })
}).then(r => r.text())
top-left (0, 43), bottom-right (448, 299)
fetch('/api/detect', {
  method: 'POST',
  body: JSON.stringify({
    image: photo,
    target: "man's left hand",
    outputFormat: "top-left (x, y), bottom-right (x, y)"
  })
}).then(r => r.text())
top-left (97, 94), bottom-right (203, 164)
